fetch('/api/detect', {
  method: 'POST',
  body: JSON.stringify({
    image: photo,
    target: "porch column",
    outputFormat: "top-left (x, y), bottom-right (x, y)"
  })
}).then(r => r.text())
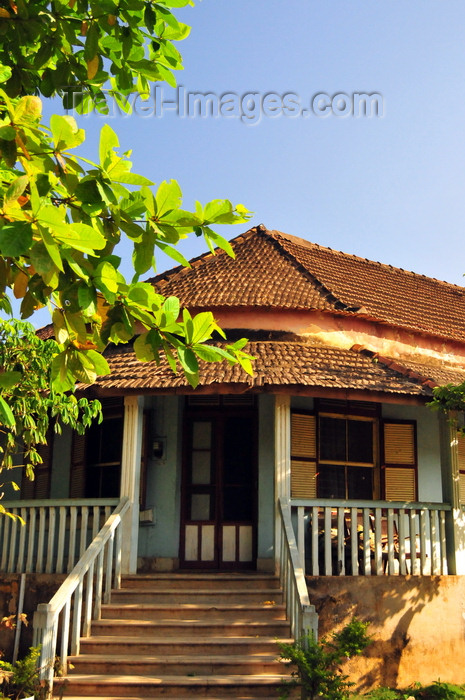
top-left (275, 394), bottom-right (291, 570)
top-left (120, 395), bottom-right (144, 574)
top-left (439, 411), bottom-right (465, 574)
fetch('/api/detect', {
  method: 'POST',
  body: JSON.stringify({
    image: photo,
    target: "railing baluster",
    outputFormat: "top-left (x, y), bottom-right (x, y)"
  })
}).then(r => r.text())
top-left (351, 508), bottom-right (358, 575)
top-left (104, 532), bottom-right (115, 603)
top-left (83, 562), bottom-right (95, 637)
top-left (71, 582), bottom-right (83, 656)
top-left (25, 508), bottom-right (36, 573)
top-left (94, 548), bottom-right (104, 620)
top-left (398, 509), bottom-right (406, 574)
top-left (420, 508), bottom-right (428, 574)
top-left (16, 507), bottom-right (27, 572)
top-left (363, 508), bottom-right (371, 575)
top-left (37, 507), bottom-right (46, 573)
top-left (440, 510), bottom-right (448, 574)
top-left (45, 507), bottom-right (56, 573)
top-left (410, 509), bottom-right (420, 575)
top-left (68, 507), bottom-right (78, 573)
top-left (56, 506), bottom-right (67, 574)
top-left (7, 510), bottom-right (18, 573)
top-left (312, 506), bottom-right (319, 576)
top-left (60, 600), bottom-right (71, 676)
top-left (374, 507), bottom-right (383, 575)
top-left (324, 507), bottom-right (332, 575)
top-left (80, 506), bottom-right (89, 557)
top-left (431, 510), bottom-right (440, 575)
top-left (337, 508), bottom-right (345, 575)
top-left (387, 508), bottom-right (395, 574)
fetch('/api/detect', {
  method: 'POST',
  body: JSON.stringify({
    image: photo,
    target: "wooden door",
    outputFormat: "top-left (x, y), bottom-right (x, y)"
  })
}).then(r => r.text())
top-left (180, 407), bottom-right (257, 569)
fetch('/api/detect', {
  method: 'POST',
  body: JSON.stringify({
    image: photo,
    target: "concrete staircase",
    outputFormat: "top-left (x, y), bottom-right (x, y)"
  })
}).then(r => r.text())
top-left (54, 572), bottom-right (295, 699)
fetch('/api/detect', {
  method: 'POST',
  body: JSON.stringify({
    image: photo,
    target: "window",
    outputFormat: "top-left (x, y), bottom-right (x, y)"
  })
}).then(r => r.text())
top-left (318, 414), bottom-right (376, 499)
top-left (290, 403), bottom-right (417, 502)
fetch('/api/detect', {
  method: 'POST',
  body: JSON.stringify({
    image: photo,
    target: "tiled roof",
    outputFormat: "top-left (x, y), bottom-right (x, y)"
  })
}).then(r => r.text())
top-left (80, 338), bottom-right (455, 397)
top-left (151, 227), bottom-right (465, 343)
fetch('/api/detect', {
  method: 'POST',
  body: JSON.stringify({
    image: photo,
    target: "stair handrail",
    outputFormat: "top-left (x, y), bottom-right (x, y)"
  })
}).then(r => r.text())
top-left (278, 497), bottom-right (318, 643)
top-left (32, 497), bottom-right (130, 692)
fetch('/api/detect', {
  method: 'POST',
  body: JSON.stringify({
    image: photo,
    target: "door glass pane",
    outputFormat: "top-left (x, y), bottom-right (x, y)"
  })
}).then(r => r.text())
top-left (223, 487), bottom-right (253, 521)
top-left (192, 421), bottom-right (212, 449)
top-left (319, 417), bottom-right (346, 461)
top-left (192, 451), bottom-right (211, 485)
top-left (223, 417), bottom-right (254, 521)
top-left (348, 420), bottom-right (373, 463)
top-left (318, 465), bottom-right (345, 498)
top-left (191, 494), bottom-right (211, 521)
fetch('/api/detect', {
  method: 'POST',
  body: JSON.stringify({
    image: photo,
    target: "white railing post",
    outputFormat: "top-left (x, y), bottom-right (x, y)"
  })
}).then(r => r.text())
top-left (275, 395), bottom-right (291, 574)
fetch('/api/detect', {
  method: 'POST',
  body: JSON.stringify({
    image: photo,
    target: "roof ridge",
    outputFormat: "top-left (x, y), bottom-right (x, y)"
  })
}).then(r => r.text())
top-left (268, 229), bottom-right (465, 293)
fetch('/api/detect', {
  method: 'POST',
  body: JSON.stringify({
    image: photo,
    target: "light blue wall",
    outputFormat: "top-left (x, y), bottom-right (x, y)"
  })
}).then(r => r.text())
top-left (138, 395), bottom-right (183, 560)
top-left (381, 403), bottom-right (443, 502)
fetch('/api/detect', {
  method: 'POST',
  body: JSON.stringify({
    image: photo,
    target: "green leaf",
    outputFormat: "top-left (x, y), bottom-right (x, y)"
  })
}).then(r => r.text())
top-left (93, 260), bottom-right (119, 296)
top-left (0, 395), bottom-right (15, 427)
top-left (50, 114), bottom-right (85, 150)
top-left (99, 123), bottom-right (119, 169)
top-left (0, 370), bottom-right (21, 389)
top-left (191, 312), bottom-right (215, 344)
top-left (177, 345), bottom-right (198, 375)
top-left (155, 179), bottom-right (182, 217)
top-left (0, 64), bottom-right (12, 83)
top-left (0, 222), bottom-right (33, 257)
top-left (86, 349), bottom-right (111, 376)
top-left (54, 223), bottom-right (106, 254)
top-left (4, 174), bottom-right (29, 206)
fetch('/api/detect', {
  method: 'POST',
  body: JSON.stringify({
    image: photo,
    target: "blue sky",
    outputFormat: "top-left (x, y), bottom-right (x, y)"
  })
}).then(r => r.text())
top-left (36, 0), bottom-right (465, 324)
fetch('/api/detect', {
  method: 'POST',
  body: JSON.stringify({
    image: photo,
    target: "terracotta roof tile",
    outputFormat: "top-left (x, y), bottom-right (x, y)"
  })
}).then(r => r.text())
top-left (150, 227), bottom-right (465, 342)
top-left (82, 339), bottom-right (437, 397)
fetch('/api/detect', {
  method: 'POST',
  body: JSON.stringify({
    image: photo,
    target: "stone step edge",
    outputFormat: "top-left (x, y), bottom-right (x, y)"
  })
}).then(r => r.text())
top-left (68, 653), bottom-right (285, 663)
top-left (54, 673), bottom-right (289, 684)
top-left (91, 618), bottom-right (290, 628)
top-left (112, 588), bottom-right (282, 595)
top-left (80, 635), bottom-right (292, 644)
top-left (101, 603), bottom-right (285, 610)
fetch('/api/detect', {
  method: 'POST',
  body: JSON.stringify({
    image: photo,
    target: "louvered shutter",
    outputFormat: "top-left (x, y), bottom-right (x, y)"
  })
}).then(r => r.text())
top-left (456, 432), bottom-right (465, 504)
top-left (69, 432), bottom-right (87, 498)
top-left (291, 413), bottom-right (317, 498)
top-left (382, 421), bottom-right (416, 501)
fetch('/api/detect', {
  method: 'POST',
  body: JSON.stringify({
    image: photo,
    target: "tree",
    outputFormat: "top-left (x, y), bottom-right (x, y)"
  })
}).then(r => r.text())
top-left (0, 1), bottom-right (253, 477)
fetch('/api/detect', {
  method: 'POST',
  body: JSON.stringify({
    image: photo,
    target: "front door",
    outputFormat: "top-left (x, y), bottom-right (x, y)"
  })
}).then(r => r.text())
top-left (180, 404), bottom-right (257, 569)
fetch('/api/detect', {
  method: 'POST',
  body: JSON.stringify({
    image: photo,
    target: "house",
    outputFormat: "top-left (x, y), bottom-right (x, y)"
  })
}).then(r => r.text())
top-left (2, 224), bottom-right (465, 691)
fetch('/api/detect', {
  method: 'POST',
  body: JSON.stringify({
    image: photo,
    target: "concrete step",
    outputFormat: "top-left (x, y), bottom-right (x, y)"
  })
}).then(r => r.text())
top-left (121, 574), bottom-right (281, 591)
top-left (100, 602), bottom-right (286, 622)
top-left (91, 617), bottom-right (291, 637)
top-left (80, 635), bottom-right (293, 655)
top-left (67, 653), bottom-right (286, 676)
top-left (110, 588), bottom-right (283, 605)
top-left (53, 673), bottom-right (294, 698)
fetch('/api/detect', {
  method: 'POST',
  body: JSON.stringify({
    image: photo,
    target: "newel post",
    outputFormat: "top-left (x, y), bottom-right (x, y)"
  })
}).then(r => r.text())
top-left (120, 395), bottom-right (144, 574)
top-left (275, 394), bottom-right (291, 572)
top-left (439, 411), bottom-right (465, 574)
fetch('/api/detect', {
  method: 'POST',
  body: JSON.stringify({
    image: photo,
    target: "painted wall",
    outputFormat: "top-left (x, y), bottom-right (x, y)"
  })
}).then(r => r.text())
top-left (137, 395), bottom-right (182, 569)
top-left (307, 575), bottom-right (465, 690)
top-left (382, 403), bottom-right (442, 502)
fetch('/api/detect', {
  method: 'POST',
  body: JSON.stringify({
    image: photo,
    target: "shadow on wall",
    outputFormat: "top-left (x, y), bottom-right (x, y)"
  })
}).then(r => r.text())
top-left (305, 575), bottom-right (464, 690)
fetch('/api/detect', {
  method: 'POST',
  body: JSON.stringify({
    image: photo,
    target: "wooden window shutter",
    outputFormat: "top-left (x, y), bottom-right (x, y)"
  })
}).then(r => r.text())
top-left (291, 413), bottom-right (317, 498)
top-left (382, 421), bottom-right (416, 501)
top-left (69, 431), bottom-right (87, 498)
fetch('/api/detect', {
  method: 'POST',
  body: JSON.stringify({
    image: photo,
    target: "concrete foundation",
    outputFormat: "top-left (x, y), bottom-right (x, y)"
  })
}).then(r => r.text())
top-left (306, 575), bottom-right (465, 691)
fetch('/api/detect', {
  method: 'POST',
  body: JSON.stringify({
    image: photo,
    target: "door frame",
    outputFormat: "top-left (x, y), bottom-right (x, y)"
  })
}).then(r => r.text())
top-left (179, 399), bottom-right (258, 570)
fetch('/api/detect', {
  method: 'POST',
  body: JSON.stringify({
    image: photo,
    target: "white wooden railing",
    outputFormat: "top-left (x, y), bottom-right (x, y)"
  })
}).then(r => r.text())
top-left (278, 498), bottom-right (318, 642)
top-left (32, 498), bottom-right (130, 690)
top-left (292, 499), bottom-right (451, 576)
top-left (0, 499), bottom-right (119, 574)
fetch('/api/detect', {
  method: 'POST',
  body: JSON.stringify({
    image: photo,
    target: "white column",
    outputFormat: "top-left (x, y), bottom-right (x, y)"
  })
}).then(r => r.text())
top-left (439, 411), bottom-right (465, 574)
top-left (275, 394), bottom-right (291, 570)
top-left (120, 396), bottom-right (144, 574)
